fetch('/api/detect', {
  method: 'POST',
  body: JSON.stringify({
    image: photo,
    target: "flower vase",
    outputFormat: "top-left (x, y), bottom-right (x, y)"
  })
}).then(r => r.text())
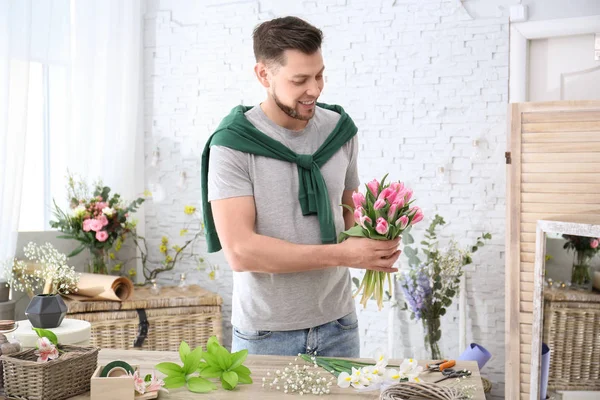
top-left (89, 248), bottom-right (109, 275)
top-left (571, 251), bottom-right (593, 290)
top-left (423, 316), bottom-right (442, 360)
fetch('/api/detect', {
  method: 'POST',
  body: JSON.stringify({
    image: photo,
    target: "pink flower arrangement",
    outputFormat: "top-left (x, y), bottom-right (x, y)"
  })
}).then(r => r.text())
top-left (340, 174), bottom-right (424, 310)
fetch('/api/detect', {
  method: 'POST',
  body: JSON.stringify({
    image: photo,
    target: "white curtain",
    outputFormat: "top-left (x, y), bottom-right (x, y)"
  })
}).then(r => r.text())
top-left (0, 0), bottom-right (144, 261)
top-left (0, 0), bottom-right (32, 261)
top-left (53, 0), bottom-right (145, 210)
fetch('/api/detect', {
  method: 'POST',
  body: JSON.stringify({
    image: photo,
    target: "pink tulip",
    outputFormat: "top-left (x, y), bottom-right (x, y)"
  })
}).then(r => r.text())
top-left (35, 337), bottom-right (59, 363)
top-left (375, 217), bottom-right (389, 235)
top-left (388, 203), bottom-right (398, 220)
top-left (359, 215), bottom-right (372, 229)
top-left (352, 192), bottom-right (366, 208)
top-left (404, 188), bottom-right (413, 202)
top-left (378, 187), bottom-right (394, 201)
top-left (396, 215), bottom-right (409, 230)
top-left (408, 206), bottom-right (418, 216)
top-left (374, 199), bottom-right (386, 210)
top-left (392, 195), bottom-right (405, 208)
top-left (592, 239), bottom-right (599, 249)
top-left (411, 208), bottom-right (424, 225)
top-left (390, 182), bottom-right (404, 193)
top-left (89, 219), bottom-right (103, 232)
top-left (83, 219), bottom-right (92, 232)
top-left (367, 179), bottom-right (380, 197)
top-left (96, 231), bottom-right (109, 242)
top-left (97, 215), bottom-right (109, 227)
top-left (354, 207), bottom-right (364, 224)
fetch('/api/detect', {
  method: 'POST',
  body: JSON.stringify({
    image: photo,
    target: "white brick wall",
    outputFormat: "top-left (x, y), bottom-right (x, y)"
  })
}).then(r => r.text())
top-left (143, 1), bottom-right (508, 397)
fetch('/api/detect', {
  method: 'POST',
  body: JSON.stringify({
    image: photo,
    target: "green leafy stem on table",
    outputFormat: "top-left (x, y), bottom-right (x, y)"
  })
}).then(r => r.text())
top-left (155, 336), bottom-right (252, 393)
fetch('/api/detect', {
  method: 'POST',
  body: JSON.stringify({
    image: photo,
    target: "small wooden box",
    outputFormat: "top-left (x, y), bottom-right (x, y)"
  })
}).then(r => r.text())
top-left (90, 365), bottom-right (158, 400)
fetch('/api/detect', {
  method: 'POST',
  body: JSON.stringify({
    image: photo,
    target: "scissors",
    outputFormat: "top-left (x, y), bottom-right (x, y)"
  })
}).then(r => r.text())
top-left (433, 368), bottom-right (472, 383)
top-left (424, 359), bottom-right (456, 373)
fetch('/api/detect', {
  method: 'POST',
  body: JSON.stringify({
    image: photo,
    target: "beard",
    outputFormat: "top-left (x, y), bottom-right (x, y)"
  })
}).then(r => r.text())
top-left (272, 89), bottom-right (315, 121)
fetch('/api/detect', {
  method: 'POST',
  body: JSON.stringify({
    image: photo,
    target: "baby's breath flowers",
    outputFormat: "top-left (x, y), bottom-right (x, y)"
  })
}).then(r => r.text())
top-left (3, 242), bottom-right (80, 296)
top-left (262, 354), bottom-right (335, 395)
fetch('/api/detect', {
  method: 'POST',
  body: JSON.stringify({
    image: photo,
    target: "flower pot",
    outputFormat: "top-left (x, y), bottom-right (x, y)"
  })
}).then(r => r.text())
top-left (25, 294), bottom-right (67, 329)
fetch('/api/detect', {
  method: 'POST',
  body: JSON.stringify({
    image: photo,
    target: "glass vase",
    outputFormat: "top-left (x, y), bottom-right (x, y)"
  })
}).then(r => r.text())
top-left (88, 248), bottom-right (109, 275)
top-left (571, 251), bottom-right (593, 290)
top-left (423, 316), bottom-right (442, 360)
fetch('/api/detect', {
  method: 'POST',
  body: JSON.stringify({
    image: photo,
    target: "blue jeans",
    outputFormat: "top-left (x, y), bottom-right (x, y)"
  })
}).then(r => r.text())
top-left (231, 311), bottom-right (360, 357)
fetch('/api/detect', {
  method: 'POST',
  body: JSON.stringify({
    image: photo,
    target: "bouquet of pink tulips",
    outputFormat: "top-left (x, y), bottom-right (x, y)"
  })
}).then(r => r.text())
top-left (339, 174), bottom-right (424, 310)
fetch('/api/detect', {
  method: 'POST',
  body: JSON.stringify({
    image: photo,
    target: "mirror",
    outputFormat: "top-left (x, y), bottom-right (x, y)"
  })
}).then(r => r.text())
top-left (531, 219), bottom-right (600, 400)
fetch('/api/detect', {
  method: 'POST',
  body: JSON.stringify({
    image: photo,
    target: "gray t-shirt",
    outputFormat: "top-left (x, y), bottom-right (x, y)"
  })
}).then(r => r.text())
top-left (207, 104), bottom-right (360, 331)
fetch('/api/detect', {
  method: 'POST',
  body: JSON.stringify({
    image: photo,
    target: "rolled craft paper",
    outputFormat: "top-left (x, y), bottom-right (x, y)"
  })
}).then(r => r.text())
top-left (540, 343), bottom-right (551, 400)
top-left (64, 273), bottom-right (134, 301)
top-left (457, 343), bottom-right (492, 370)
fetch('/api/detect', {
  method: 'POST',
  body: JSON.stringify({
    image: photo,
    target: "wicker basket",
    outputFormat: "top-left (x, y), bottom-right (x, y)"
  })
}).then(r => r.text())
top-left (64, 285), bottom-right (222, 351)
top-left (542, 287), bottom-right (600, 391)
top-left (1, 345), bottom-right (98, 400)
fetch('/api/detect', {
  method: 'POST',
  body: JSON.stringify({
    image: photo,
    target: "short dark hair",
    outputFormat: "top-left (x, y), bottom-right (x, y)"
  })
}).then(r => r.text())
top-left (253, 16), bottom-right (323, 66)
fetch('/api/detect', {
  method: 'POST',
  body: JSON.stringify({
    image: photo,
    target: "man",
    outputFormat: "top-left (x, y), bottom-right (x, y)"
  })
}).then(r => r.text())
top-left (201, 16), bottom-right (400, 357)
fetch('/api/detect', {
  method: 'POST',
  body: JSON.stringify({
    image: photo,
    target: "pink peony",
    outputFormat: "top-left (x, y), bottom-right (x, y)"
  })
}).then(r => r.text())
top-left (89, 219), bottom-right (104, 232)
top-left (35, 337), bottom-right (59, 363)
top-left (396, 215), bottom-right (409, 229)
top-left (375, 217), bottom-right (389, 235)
top-left (352, 192), bottom-right (366, 209)
top-left (592, 239), bottom-right (599, 249)
top-left (367, 179), bottom-right (380, 197)
top-left (97, 215), bottom-right (109, 227)
top-left (96, 231), bottom-right (109, 242)
top-left (83, 219), bottom-right (92, 232)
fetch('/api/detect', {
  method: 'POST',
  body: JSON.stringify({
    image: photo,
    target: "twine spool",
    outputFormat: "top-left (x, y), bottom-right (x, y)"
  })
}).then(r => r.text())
top-left (380, 382), bottom-right (464, 400)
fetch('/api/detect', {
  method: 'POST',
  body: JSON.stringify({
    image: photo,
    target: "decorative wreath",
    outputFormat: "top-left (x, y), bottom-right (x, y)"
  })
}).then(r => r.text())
top-left (380, 382), bottom-right (466, 400)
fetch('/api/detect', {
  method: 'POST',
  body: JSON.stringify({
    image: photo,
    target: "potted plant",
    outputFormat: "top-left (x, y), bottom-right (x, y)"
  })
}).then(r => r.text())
top-left (562, 234), bottom-right (600, 290)
top-left (4, 242), bottom-right (79, 328)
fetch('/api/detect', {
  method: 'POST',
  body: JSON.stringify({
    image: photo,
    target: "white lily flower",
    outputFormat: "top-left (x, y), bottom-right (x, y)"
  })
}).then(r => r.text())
top-left (399, 358), bottom-right (419, 374)
top-left (373, 348), bottom-right (388, 368)
top-left (350, 367), bottom-right (369, 388)
top-left (337, 372), bottom-right (352, 388)
top-left (385, 368), bottom-right (401, 383)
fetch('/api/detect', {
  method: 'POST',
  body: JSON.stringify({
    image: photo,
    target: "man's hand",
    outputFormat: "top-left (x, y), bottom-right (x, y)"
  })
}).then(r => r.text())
top-left (337, 237), bottom-right (401, 272)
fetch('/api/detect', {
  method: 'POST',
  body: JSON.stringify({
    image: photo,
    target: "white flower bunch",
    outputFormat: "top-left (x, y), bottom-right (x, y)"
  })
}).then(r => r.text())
top-left (7, 243), bottom-right (80, 296)
top-left (262, 355), bottom-right (335, 395)
top-left (337, 350), bottom-right (423, 390)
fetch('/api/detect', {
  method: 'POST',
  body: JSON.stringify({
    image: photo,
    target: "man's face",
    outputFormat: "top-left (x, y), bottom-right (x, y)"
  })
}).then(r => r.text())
top-left (268, 49), bottom-right (325, 121)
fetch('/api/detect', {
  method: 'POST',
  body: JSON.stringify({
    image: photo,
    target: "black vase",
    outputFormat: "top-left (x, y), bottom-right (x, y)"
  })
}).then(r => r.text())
top-left (25, 294), bottom-right (67, 329)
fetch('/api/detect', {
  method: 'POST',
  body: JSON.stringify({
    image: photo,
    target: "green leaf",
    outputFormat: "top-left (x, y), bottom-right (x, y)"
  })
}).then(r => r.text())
top-left (199, 365), bottom-right (223, 379)
top-left (237, 373), bottom-right (253, 384)
top-left (404, 246), bottom-right (416, 257)
top-left (483, 233), bottom-right (492, 240)
top-left (338, 224), bottom-right (369, 242)
top-left (216, 346), bottom-right (231, 370)
top-left (155, 362), bottom-right (184, 376)
top-left (232, 365), bottom-right (251, 376)
top-left (163, 375), bottom-right (186, 389)
top-left (206, 336), bottom-right (220, 354)
top-left (187, 377), bottom-right (217, 393)
top-left (202, 350), bottom-right (218, 365)
top-left (184, 346), bottom-right (204, 375)
top-left (404, 233), bottom-right (414, 245)
top-left (197, 361), bottom-right (208, 374)
top-left (32, 328), bottom-right (58, 346)
top-left (352, 277), bottom-right (360, 288)
top-left (67, 245), bottom-right (86, 258)
top-left (222, 371), bottom-right (238, 390)
top-left (179, 341), bottom-right (191, 364)
top-left (229, 349), bottom-right (248, 371)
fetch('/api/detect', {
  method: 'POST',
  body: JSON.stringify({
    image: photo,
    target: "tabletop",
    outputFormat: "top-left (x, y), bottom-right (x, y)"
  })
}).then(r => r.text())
top-left (3, 349), bottom-right (486, 399)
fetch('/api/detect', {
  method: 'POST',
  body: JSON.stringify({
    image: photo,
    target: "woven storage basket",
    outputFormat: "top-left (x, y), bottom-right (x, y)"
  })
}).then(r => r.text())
top-left (64, 285), bottom-right (222, 351)
top-left (1, 345), bottom-right (98, 400)
top-left (543, 287), bottom-right (600, 391)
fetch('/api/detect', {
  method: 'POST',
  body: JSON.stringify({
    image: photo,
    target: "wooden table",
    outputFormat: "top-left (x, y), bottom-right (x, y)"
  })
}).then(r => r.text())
top-left (3, 350), bottom-right (486, 399)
